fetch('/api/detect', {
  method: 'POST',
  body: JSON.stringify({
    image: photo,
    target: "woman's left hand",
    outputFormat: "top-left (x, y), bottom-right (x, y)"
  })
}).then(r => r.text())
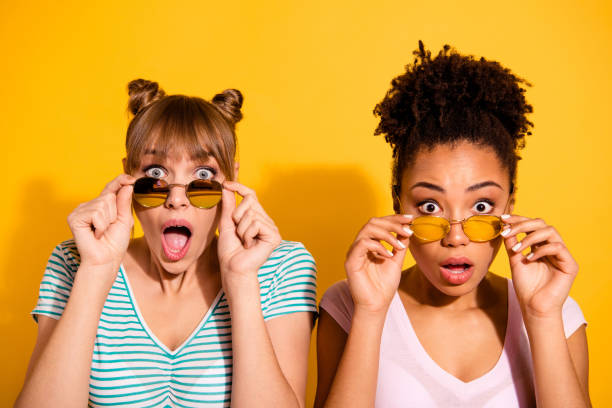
top-left (501, 214), bottom-right (578, 320)
top-left (217, 181), bottom-right (281, 283)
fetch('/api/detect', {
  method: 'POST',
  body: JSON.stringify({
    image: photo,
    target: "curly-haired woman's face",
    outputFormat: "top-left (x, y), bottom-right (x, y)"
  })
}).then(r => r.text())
top-left (398, 141), bottom-right (513, 297)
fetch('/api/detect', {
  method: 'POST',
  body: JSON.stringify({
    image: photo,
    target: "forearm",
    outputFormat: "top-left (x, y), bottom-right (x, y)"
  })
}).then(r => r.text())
top-left (324, 308), bottom-right (386, 408)
top-left (16, 265), bottom-right (116, 408)
top-left (224, 276), bottom-right (301, 408)
top-left (525, 314), bottom-right (589, 408)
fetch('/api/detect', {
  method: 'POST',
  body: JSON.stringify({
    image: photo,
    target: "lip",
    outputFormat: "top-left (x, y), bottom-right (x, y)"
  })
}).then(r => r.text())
top-left (439, 256), bottom-right (474, 285)
top-left (160, 219), bottom-right (193, 261)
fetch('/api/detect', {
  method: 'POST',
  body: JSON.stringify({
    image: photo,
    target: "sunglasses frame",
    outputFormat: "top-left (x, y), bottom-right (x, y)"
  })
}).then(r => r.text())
top-left (406, 195), bottom-right (513, 243)
top-left (132, 177), bottom-right (223, 209)
top-left (409, 214), bottom-right (506, 243)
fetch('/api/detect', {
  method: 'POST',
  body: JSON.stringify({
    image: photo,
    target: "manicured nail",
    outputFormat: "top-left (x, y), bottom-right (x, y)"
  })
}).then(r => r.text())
top-left (512, 243), bottom-right (522, 252)
top-left (526, 252), bottom-right (534, 260)
top-left (403, 214), bottom-right (413, 219)
top-left (501, 228), bottom-right (511, 237)
top-left (397, 240), bottom-right (406, 249)
top-left (387, 249), bottom-right (394, 257)
top-left (403, 226), bottom-right (414, 236)
top-left (501, 214), bottom-right (511, 220)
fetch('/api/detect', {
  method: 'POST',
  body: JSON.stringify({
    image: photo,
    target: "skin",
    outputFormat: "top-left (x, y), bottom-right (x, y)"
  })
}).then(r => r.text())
top-left (315, 141), bottom-right (590, 408)
top-left (16, 148), bottom-right (313, 407)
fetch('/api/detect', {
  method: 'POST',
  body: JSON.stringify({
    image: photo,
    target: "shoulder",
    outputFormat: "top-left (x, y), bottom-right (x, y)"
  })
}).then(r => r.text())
top-left (258, 240), bottom-right (316, 279)
top-left (47, 239), bottom-right (81, 277)
top-left (320, 280), bottom-right (354, 333)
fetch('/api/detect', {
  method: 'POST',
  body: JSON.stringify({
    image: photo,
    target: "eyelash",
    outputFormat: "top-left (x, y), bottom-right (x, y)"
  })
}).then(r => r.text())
top-left (415, 198), bottom-right (497, 213)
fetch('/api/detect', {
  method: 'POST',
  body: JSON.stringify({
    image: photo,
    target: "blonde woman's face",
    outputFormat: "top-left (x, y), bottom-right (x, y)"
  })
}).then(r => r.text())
top-left (398, 142), bottom-right (513, 297)
top-left (130, 150), bottom-right (226, 274)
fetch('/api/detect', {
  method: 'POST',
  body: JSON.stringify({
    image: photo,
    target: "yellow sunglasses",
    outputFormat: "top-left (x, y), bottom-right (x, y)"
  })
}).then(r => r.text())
top-left (409, 214), bottom-right (505, 242)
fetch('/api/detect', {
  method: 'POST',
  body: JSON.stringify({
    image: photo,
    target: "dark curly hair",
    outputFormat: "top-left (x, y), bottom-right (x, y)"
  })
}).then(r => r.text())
top-left (374, 41), bottom-right (533, 211)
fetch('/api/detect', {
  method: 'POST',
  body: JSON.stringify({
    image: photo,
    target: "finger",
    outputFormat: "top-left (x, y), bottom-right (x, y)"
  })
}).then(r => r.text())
top-left (368, 215), bottom-right (414, 238)
top-left (500, 218), bottom-right (553, 239)
top-left (232, 194), bottom-right (272, 225)
top-left (503, 233), bottom-right (524, 268)
top-left (219, 186), bottom-right (237, 233)
top-left (525, 242), bottom-right (575, 267)
top-left (115, 185), bottom-right (133, 222)
top-left (235, 208), bottom-right (256, 243)
top-left (101, 174), bottom-right (137, 195)
top-left (352, 237), bottom-right (394, 259)
top-left (358, 224), bottom-right (406, 252)
top-left (242, 219), bottom-right (279, 249)
top-left (91, 211), bottom-right (109, 240)
top-left (223, 180), bottom-right (256, 198)
top-left (509, 226), bottom-right (561, 254)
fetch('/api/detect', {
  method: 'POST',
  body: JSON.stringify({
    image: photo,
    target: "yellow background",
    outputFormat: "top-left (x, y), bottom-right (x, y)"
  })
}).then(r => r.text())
top-left (2, 0), bottom-right (611, 405)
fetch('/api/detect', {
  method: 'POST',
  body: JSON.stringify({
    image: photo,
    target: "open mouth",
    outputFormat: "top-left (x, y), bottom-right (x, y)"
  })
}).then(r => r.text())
top-left (441, 263), bottom-right (473, 274)
top-left (161, 220), bottom-right (193, 261)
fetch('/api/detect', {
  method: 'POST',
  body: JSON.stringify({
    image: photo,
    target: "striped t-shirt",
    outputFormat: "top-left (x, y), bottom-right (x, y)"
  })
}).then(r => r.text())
top-left (32, 239), bottom-right (317, 408)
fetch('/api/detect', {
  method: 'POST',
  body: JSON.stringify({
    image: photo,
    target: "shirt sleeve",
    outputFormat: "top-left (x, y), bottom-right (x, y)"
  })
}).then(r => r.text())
top-left (562, 295), bottom-right (587, 338)
top-left (261, 241), bottom-right (318, 320)
top-left (31, 240), bottom-right (80, 322)
top-left (319, 280), bottom-right (354, 333)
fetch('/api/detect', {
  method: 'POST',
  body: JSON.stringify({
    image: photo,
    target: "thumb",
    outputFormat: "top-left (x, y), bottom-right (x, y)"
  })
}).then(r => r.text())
top-left (219, 186), bottom-right (236, 233)
top-left (116, 185), bottom-right (134, 222)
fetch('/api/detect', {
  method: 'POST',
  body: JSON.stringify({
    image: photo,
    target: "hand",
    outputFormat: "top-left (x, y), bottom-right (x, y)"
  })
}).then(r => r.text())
top-left (344, 214), bottom-right (413, 314)
top-left (67, 174), bottom-right (135, 269)
top-left (217, 181), bottom-right (281, 283)
top-left (501, 214), bottom-right (578, 320)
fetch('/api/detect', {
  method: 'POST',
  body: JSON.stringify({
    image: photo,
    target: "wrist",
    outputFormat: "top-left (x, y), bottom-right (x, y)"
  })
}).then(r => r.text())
top-left (222, 272), bottom-right (260, 298)
top-left (353, 304), bottom-right (390, 322)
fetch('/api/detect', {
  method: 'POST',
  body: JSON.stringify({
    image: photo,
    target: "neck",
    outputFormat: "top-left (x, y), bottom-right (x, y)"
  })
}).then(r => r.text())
top-left (132, 237), bottom-right (220, 295)
top-left (401, 265), bottom-right (498, 311)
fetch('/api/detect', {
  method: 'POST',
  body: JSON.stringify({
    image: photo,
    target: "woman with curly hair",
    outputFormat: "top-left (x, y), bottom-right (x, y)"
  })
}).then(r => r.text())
top-left (16, 80), bottom-right (317, 407)
top-left (315, 43), bottom-right (590, 407)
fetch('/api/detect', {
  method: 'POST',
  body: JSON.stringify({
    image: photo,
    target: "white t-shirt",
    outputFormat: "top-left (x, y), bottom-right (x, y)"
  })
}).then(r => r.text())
top-left (320, 278), bottom-right (586, 408)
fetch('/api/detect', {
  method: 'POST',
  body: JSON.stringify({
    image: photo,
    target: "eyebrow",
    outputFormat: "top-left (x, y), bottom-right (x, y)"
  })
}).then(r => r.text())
top-left (410, 180), bottom-right (503, 193)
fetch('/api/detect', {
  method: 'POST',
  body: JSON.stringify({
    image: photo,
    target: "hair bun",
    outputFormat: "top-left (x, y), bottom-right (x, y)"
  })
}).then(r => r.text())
top-left (127, 79), bottom-right (166, 115)
top-left (211, 89), bottom-right (243, 125)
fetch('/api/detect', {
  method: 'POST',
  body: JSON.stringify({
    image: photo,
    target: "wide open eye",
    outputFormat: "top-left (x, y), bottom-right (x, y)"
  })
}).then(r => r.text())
top-left (195, 168), bottom-right (215, 180)
top-left (417, 201), bottom-right (441, 214)
top-left (472, 200), bottom-right (494, 214)
top-left (145, 166), bottom-right (167, 179)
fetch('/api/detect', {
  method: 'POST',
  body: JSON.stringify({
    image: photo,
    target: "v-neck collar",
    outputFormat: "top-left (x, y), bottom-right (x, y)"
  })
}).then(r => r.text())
top-left (119, 264), bottom-right (223, 357)
top-left (391, 279), bottom-right (512, 389)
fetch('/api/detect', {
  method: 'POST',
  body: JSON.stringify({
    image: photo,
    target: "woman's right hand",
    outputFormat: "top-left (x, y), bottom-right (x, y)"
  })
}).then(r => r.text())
top-left (67, 174), bottom-right (135, 269)
top-left (344, 214), bottom-right (413, 314)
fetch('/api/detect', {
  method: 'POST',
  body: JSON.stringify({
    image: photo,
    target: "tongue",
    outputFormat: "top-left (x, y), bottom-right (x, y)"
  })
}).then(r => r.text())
top-left (164, 230), bottom-right (189, 251)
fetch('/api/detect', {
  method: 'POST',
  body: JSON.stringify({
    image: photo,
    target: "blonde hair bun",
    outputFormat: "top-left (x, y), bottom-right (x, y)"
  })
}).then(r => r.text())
top-left (127, 79), bottom-right (166, 115)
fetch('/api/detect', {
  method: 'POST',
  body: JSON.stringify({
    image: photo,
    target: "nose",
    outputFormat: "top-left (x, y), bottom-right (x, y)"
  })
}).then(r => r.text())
top-left (441, 220), bottom-right (469, 247)
top-left (164, 185), bottom-right (189, 209)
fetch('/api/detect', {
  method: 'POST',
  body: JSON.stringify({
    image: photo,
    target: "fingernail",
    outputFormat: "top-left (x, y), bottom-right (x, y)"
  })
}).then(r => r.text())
top-left (397, 240), bottom-right (406, 249)
top-left (387, 249), bottom-right (394, 257)
top-left (526, 252), bottom-right (534, 260)
top-left (403, 226), bottom-right (413, 236)
top-left (403, 214), bottom-right (413, 219)
top-left (501, 228), bottom-right (511, 237)
top-left (512, 243), bottom-right (522, 252)
top-left (501, 214), bottom-right (511, 220)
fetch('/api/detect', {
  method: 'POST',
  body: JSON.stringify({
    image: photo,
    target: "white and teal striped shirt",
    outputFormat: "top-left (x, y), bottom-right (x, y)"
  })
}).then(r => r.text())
top-left (32, 239), bottom-right (317, 407)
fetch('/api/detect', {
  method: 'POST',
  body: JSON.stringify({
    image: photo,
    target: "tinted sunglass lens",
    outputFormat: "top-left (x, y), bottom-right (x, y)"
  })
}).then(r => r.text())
top-left (411, 216), bottom-right (450, 242)
top-left (133, 177), bottom-right (169, 207)
top-left (463, 215), bottom-right (502, 242)
top-left (187, 180), bottom-right (222, 209)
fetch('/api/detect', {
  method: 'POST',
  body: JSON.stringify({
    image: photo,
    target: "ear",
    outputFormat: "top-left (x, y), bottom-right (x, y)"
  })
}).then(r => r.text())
top-left (233, 161), bottom-right (240, 181)
top-left (122, 158), bottom-right (128, 174)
